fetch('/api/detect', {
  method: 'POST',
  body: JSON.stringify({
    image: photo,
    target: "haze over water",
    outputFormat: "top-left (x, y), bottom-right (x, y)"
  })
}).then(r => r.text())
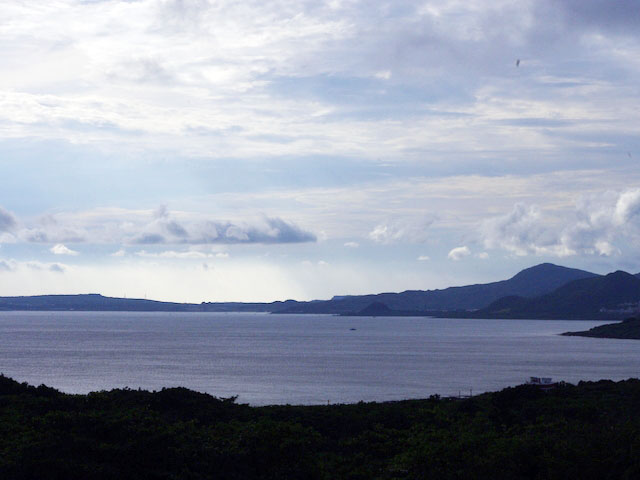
top-left (0, 312), bottom-right (636, 405)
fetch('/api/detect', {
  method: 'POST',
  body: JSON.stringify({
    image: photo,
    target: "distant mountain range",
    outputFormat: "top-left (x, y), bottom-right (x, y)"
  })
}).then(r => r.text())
top-left (1, 263), bottom-right (639, 319)
top-left (277, 263), bottom-right (598, 314)
top-left (462, 270), bottom-right (640, 320)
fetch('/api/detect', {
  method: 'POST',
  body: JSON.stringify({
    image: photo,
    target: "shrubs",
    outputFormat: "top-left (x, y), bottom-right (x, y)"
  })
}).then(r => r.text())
top-left (1, 376), bottom-right (640, 479)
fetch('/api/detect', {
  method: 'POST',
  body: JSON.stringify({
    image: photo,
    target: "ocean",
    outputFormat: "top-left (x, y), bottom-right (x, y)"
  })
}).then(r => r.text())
top-left (0, 311), bottom-right (636, 405)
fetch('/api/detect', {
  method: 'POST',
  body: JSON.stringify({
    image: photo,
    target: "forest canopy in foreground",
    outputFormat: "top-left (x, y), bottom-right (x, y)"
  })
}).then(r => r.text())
top-left (1, 375), bottom-right (640, 479)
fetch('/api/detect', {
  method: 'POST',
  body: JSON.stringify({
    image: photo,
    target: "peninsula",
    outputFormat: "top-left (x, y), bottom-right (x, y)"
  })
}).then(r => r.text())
top-left (562, 316), bottom-right (640, 339)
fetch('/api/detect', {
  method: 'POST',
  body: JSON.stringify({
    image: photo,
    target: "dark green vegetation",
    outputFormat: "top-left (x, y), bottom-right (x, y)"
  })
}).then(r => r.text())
top-left (3, 376), bottom-right (640, 479)
top-left (563, 316), bottom-right (640, 339)
top-left (466, 271), bottom-right (640, 320)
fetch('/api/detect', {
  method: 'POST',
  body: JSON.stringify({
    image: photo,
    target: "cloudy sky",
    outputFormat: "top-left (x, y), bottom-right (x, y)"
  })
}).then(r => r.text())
top-left (1, 0), bottom-right (639, 302)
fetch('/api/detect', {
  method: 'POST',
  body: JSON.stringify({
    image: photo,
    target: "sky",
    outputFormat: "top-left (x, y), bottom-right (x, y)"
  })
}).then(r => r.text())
top-left (1, 0), bottom-right (640, 302)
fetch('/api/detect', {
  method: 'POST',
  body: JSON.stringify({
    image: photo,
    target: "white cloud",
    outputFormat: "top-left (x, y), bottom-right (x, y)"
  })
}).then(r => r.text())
top-left (111, 249), bottom-right (126, 257)
top-left (613, 189), bottom-right (640, 226)
top-left (368, 217), bottom-right (436, 244)
top-left (344, 241), bottom-right (359, 248)
top-left (448, 246), bottom-right (471, 261)
top-left (481, 203), bottom-right (551, 256)
top-left (417, 255), bottom-right (430, 261)
top-left (481, 188), bottom-right (640, 258)
top-left (476, 252), bottom-right (489, 259)
top-left (50, 243), bottom-right (79, 256)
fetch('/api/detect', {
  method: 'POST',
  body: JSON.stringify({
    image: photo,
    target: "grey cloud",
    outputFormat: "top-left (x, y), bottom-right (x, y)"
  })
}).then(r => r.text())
top-left (256, 217), bottom-right (317, 244)
top-left (131, 216), bottom-right (315, 245)
top-left (20, 228), bottom-right (85, 244)
top-left (154, 205), bottom-right (169, 219)
top-left (0, 207), bottom-right (17, 232)
top-left (6, 203), bottom-right (315, 246)
top-left (23, 230), bottom-right (49, 243)
top-left (192, 217), bottom-right (316, 244)
top-left (165, 220), bottom-right (189, 237)
top-left (49, 263), bottom-right (65, 273)
top-left (132, 233), bottom-right (167, 244)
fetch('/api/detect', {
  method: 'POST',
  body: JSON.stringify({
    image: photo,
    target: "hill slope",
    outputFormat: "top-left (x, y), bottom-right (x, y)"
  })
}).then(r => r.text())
top-left (474, 271), bottom-right (640, 319)
top-left (0, 294), bottom-right (284, 312)
top-left (276, 263), bottom-right (599, 314)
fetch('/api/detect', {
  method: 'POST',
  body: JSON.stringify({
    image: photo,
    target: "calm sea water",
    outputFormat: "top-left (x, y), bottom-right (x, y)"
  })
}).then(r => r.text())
top-left (0, 312), bottom-right (637, 405)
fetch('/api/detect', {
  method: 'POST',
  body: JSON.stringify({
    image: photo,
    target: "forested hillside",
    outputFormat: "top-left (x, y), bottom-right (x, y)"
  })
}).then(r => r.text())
top-left (1, 375), bottom-right (640, 479)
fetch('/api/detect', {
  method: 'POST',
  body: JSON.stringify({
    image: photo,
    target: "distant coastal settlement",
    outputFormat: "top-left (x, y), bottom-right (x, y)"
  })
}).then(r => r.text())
top-left (1, 262), bottom-right (639, 320)
top-left (2, 374), bottom-right (640, 479)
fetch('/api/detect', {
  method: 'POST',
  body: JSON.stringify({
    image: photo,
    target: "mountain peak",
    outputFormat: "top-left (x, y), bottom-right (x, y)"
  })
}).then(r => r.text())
top-left (508, 263), bottom-right (597, 283)
top-left (512, 263), bottom-right (574, 276)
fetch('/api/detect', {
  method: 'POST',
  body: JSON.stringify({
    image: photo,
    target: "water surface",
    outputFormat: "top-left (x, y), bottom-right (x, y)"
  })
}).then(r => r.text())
top-left (0, 312), bottom-right (635, 405)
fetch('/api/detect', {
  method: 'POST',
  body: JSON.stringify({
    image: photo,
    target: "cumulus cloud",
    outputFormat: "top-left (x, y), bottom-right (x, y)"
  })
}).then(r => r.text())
top-left (417, 255), bottom-right (430, 261)
top-left (369, 217), bottom-right (436, 244)
top-left (480, 203), bottom-right (555, 256)
top-left (448, 246), bottom-right (471, 261)
top-left (111, 249), bottom-right (126, 257)
top-left (481, 189), bottom-right (640, 258)
top-left (50, 244), bottom-right (79, 256)
top-left (344, 242), bottom-right (359, 248)
top-left (613, 190), bottom-right (640, 226)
